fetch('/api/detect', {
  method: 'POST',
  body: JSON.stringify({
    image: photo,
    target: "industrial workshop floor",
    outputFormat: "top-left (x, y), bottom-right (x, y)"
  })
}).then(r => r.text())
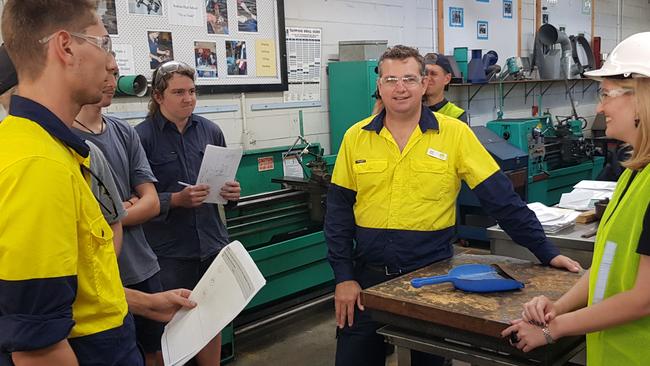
top-left (229, 298), bottom-right (471, 366)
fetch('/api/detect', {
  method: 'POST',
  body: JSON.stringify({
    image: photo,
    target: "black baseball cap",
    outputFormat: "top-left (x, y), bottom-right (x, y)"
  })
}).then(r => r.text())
top-left (0, 44), bottom-right (18, 95)
top-left (423, 53), bottom-right (453, 74)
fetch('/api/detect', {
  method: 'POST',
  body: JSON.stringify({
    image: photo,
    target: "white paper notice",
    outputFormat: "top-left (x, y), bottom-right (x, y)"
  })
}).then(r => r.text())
top-left (282, 155), bottom-right (303, 178)
top-left (196, 145), bottom-right (243, 205)
top-left (168, 0), bottom-right (203, 27)
top-left (112, 44), bottom-right (136, 75)
top-left (161, 241), bottom-right (266, 366)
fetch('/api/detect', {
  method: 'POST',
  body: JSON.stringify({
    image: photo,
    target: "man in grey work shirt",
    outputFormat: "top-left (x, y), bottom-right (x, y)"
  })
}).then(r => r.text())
top-left (72, 59), bottom-right (164, 365)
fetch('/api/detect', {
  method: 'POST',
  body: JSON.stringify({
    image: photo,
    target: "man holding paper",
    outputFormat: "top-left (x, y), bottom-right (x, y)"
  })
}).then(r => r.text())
top-left (136, 60), bottom-right (241, 366)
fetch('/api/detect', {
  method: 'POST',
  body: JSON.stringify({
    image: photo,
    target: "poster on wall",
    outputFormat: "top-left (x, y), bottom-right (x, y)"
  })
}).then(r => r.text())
top-left (206, 0), bottom-right (229, 34)
top-left (284, 27), bottom-right (322, 102)
top-left (255, 39), bottom-right (277, 77)
top-left (103, 0), bottom-right (287, 92)
top-left (99, 0), bottom-right (118, 35)
top-left (477, 21), bottom-right (488, 40)
top-left (147, 31), bottom-right (174, 69)
top-left (168, 0), bottom-right (203, 27)
top-left (226, 40), bottom-right (248, 76)
top-left (582, 0), bottom-right (592, 14)
top-left (449, 7), bottom-right (464, 28)
top-left (237, 0), bottom-right (258, 32)
top-left (194, 41), bottom-right (218, 78)
top-left (503, 0), bottom-right (513, 18)
top-left (128, 0), bottom-right (163, 15)
top-left (113, 44), bottom-right (136, 75)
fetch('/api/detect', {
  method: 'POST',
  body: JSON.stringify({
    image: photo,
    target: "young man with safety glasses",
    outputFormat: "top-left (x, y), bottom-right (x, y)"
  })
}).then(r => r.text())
top-left (0, 3), bottom-right (195, 365)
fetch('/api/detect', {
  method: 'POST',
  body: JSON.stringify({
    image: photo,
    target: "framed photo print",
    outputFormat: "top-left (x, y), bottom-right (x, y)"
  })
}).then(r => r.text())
top-left (477, 21), bottom-right (488, 40)
top-left (503, 0), bottom-right (513, 18)
top-left (449, 7), bottom-right (464, 28)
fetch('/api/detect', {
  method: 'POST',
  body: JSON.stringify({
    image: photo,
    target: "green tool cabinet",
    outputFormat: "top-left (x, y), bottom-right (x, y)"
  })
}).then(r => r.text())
top-left (328, 60), bottom-right (379, 154)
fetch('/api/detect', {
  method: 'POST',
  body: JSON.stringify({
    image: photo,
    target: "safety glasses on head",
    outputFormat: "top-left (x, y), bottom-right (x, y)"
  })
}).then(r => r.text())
top-left (39, 31), bottom-right (112, 54)
top-left (153, 60), bottom-right (194, 89)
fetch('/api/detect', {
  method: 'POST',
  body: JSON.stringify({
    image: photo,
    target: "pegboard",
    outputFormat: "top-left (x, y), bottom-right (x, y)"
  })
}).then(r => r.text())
top-left (99, 0), bottom-right (287, 93)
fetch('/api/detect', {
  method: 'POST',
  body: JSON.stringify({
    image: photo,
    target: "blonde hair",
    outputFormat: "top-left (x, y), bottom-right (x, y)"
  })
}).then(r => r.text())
top-left (614, 78), bottom-right (650, 170)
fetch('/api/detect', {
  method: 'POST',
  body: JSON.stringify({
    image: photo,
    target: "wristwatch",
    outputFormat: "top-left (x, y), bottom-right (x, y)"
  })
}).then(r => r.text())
top-left (542, 326), bottom-right (555, 344)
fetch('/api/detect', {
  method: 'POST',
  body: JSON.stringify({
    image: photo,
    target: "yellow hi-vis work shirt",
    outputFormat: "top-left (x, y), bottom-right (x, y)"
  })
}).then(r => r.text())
top-left (333, 108), bottom-right (498, 231)
top-left (325, 106), bottom-right (561, 283)
top-left (0, 96), bottom-right (127, 353)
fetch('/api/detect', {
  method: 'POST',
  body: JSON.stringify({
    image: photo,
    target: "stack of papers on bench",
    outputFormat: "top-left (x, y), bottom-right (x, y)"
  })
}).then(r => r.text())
top-left (528, 202), bottom-right (581, 233)
top-left (558, 180), bottom-right (616, 211)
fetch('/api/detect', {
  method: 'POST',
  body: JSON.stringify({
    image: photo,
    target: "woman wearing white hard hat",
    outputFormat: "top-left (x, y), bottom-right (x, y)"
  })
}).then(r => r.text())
top-left (501, 32), bottom-right (650, 366)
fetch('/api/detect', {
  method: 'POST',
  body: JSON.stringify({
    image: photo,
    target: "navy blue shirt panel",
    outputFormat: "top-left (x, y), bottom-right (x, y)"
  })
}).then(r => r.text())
top-left (0, 276), bottom-right (76, 353)
top-left (135, 112), bottom-right (230, 260)
top-left (325, 183), bottom-right (454, 284)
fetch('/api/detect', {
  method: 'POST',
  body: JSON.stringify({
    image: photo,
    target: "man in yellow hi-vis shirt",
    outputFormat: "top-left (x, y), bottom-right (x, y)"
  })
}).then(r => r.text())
top-left (0, 1), bottom-right (193, 365)
top-left (325, 45), bottom-right (581, 366)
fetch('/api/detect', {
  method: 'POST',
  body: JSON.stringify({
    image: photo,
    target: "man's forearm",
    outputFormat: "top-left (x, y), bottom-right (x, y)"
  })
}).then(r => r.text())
top-left (122, 183), bottom-right (160, 226)
top-left (124, 288), bottom-right (149, 317)
top-left (473, 171), bottom-right (559, 264)
top-left (12, 340), bottom-right (78, 366)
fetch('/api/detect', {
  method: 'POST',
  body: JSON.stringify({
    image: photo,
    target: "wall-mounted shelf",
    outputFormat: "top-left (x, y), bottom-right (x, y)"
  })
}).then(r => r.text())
top-left (449, 78), bottom-right (597, 109)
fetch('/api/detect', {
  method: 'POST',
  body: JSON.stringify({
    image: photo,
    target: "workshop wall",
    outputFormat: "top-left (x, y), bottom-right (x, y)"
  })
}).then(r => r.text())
top-left (1, 1), bottom-right (649, 153)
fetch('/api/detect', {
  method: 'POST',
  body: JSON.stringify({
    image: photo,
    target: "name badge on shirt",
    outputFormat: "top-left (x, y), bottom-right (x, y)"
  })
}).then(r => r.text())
top-left (427, 148), bottom-right (448, 161)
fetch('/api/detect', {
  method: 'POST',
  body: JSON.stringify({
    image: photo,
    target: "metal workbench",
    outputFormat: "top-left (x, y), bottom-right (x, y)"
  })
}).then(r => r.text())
top-left (488, 223), bottom-right (598, 269)
top-left (362, 254), bottom-right (585, 366)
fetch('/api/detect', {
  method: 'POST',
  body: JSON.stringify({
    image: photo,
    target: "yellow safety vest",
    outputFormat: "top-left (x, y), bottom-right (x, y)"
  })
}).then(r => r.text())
top-left (587, 165), bottom-right (650, 366)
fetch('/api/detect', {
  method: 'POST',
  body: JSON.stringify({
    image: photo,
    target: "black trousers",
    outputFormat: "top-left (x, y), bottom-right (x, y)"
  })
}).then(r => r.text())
top-left (335, 264), bottom-right (446, 366)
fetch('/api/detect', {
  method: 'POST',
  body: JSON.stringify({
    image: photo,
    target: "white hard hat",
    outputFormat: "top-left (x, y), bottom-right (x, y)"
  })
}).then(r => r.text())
top-left (584, 32), bottom-right (650, 80)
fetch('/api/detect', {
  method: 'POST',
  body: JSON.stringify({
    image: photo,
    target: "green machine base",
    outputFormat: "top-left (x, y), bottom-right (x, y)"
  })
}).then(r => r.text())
top-left (222, 144), bottom-right (335, 361)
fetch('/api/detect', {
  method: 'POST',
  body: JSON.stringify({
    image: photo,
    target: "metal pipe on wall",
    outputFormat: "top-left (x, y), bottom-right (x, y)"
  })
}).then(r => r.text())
top-left (617, 0), bottom-right (623, 43)
top-left (240, 92), bottom-right (255, 149)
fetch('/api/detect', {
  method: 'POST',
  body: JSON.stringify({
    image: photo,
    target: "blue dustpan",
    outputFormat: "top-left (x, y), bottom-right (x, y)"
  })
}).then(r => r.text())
top-left (410, 264), bottom-right (524, 293)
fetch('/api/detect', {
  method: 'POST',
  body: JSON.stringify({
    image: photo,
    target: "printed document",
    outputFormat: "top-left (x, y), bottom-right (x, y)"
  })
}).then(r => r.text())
top-left (196, 145), bottom-right (243, 204)
top-left (161, 241), bottom-right (266, 366)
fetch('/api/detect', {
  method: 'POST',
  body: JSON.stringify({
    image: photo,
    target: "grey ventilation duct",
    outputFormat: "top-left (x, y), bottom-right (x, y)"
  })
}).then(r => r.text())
top-left (531, 23), bottom-right (573, 79)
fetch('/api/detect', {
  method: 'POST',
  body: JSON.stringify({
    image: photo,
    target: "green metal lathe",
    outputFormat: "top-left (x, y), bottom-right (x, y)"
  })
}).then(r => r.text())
top-left (220, 141), bottom-right (336, 362)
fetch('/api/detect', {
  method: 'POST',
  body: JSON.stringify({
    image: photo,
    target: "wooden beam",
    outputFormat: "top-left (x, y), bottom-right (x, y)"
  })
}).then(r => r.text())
top-left (535, 0), bottom-right (541, 31)
top-left (591, 0), bottom-right (596, 38)
top-left (437, 0), bottom-right (444, 53)
top-left (517, 0), bottom-right (522, 56)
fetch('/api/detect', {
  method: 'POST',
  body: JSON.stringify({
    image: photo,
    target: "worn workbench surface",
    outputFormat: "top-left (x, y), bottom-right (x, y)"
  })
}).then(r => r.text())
top-left (361, 253), bottom-right (583, 338)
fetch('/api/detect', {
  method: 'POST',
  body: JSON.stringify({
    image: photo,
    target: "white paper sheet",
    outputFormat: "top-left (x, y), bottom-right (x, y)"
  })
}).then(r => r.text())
top-left (161, 241), bottom-right (266, 366)
top-left (573, 180), bottom-right (617, 191)
top-left (167, 0), bottom-right (203, 27)
top-left (196, 145), bottom-right (243, 205)
top-left (112, 44), bottom-right (136, 75)
top-left (527, 202), bottom-right (581, 233)
top-left (559, 188), bottom-right (613, 211)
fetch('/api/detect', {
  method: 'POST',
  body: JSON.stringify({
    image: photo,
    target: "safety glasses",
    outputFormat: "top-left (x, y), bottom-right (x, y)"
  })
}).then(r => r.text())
top-left (153, 60), bottom-right (193, 88)
top-left (39, 31), bottom-right (112, 54)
